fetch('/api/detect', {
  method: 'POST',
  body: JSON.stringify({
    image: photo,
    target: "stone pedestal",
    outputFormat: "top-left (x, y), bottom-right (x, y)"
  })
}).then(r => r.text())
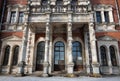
top-left (42, 62), bottom-right (49, 77)
top-left (67, 63), bottom-right (74, 74)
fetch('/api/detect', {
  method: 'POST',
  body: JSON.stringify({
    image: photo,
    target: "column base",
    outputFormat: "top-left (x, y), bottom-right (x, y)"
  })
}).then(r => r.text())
top-left (89, 73), bottom-right (102, 77)
top-left (67, 62), bottom-right (74, 74)
top-left (42, 73), bottom-right (49, 77)
top-left (91, 63), bottom-right (101, 77)
top-left (65, 73), bottom-right (75, 77)
top-left (15, 73), bottom-right (26, 77)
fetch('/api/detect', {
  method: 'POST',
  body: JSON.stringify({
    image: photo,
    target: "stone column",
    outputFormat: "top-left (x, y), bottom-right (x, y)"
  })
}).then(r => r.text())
top-left (88, 13), bottom-right (100, 76)
top-left (7, 46), bottom-right (13, 74)
top-left (48, 25), bottom-right (52, 74)
top-left (67, 22), bottom-right (74, 74)
top-left (107, 46), bottom-right (112, 74)
top-left (84, 28), bottom-right (90, 74)
top-left (43, 22), bottom-right (50, 77)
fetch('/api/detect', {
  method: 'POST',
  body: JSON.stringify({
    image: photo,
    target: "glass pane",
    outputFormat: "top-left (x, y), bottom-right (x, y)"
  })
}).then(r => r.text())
top-left (60, 47), bottom-right (64, 51)
top-left (60, 52), bottom-right (64, 60)
top-left (55, 60), bottom-right (59, 64)
top-left (55, 47), bottom-right (59, 51)
top-left (72, 47), bottom-right (76, 51)
top-left (72, 52), bottom-right (76, 59)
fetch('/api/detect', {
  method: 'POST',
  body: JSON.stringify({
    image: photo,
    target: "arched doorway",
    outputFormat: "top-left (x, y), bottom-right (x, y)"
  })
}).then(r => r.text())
top-left (54, 41), bottom-right (65, 71)
top-left (72, 41), bottom-right (83, 71)
top-left (36, 41), bottom-right (45, 71)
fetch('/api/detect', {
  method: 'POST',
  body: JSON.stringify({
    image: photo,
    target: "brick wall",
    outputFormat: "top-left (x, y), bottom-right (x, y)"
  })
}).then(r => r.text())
top-left (7, 0), bottom-right (27, 5)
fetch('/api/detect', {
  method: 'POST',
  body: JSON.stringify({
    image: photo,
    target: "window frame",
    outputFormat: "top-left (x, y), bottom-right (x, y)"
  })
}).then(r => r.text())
top-left (54, 41), bottom-right (65, 65)
top-left (100, 46), bottom-right (108, 66)
top-left (2, 45), bottom-right (10, 66)
top-left (96, 11), bottom-right (102, 23)
top-left (12, 46), bottom-right (19, 66)
top-left (104, 11), bottom-right (110, 23)
top-left (18, 12), bottom-right (24, 24)
top-left (10, 12), bottom-right (16, 24)
top-left (109, 46), bottom-right (117, 66)
top-left (36, 41), bottom-right (45, 65)
top-left (72, 41), bottom-right (82, 65)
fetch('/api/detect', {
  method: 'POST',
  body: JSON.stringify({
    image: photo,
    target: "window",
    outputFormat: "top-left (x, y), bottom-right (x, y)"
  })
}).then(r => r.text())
top-left (3, 46), bottom-right (10, 66)
top-left (109, 46), bottom-right (117, 66)
top-left (56, 0), bottom-right (63, 5)
top-left (12, 46), bottom-right (19, 66)
top-left (54, 41), bottom-right (65, 64)
top-left (41, 0), bottom-right (48, 5)
top-left (10, 12), bottom-right (16, 23)
top-left (104, 11), bottom-right (109, 23)
top-left (18, 12), bottom-right (24, 23)
top-left (96, 11), bottom-right (102, 23)
top-left (72, 41), bottom-right (82, 64)
top-left (100, 46), bottom-right (108, 66)
top-left (36, 41), bottom-right (45, 65)
top-left (71, 0), bottom-right (77, 5)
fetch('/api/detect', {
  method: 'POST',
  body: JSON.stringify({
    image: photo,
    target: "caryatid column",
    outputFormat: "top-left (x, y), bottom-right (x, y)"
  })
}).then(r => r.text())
top-left (43, 22), bottom-right (50, 77)
top-left (67, 22), bottom-right (74, 74)
top-left (88, 13), bottom-right (100, 76)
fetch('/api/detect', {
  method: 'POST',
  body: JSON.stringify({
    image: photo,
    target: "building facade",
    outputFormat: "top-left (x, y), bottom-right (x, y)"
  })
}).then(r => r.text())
top-left (0, 0), bottom-right (120, 76)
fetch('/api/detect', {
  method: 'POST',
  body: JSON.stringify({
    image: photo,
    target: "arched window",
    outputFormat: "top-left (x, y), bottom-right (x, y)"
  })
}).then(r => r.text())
top-left (100, 46), bottom-right (108, 66)
top-left (72, 41), bottom-right (82, 64)
top-left (36, 41), bottom-right (45, 71)
top-left (109, 46), bottom-right (117, 66)
top-left (54, 41), bottom-right (65, 65)
top-left (12, 46), bottom-right (19, 66)
top-left (3, 45), bottom-right (10, 66)
top-left (56, 0), bottom-right (63, 5)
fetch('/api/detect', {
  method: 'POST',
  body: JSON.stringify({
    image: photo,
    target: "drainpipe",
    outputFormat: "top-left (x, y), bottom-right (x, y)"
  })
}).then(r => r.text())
top-left (0, 0), bottom-right (6, 31)
top-left (115, 0), bottom-right (120, 25)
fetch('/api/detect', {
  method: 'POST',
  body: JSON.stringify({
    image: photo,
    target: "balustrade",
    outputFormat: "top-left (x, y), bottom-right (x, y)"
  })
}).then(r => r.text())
top-left (31, 5), bottom-right (88, 13)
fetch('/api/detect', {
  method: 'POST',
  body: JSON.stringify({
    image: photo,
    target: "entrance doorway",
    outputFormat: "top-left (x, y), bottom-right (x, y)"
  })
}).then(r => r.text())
top-left (54, 41), bottom-right (65, 71)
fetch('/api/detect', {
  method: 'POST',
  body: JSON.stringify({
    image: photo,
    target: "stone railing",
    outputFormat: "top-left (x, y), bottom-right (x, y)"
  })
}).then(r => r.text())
top-left (30, 5), bottom-right (88, 13)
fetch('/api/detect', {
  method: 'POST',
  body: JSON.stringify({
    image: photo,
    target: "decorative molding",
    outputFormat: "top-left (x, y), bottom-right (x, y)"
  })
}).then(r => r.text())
top-left (97, 36), bottom-right (117, 41)
top-left (1, 35), bottom-right (22, 41)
